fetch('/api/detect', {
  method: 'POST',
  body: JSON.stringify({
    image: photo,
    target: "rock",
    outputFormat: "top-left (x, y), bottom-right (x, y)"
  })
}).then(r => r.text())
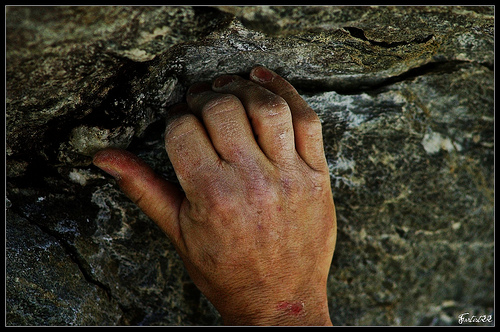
top-left (6, 6), bottom-right (493, 326)
top-left (6, 212), bottom-right (122, 325)
top-left (310, 63), bottom-right (494, 325)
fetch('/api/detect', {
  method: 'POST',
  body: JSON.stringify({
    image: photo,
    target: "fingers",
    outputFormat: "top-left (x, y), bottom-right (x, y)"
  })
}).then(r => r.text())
top-left (211, 75), bottom-right (295, 164)
top-left (164, 103), bottom-right (221, 192)
top-left (185, 83), bottom-right (263, 164)
top-left (93, 148), bottom-right (184, 244)
top-left (249, 66), bottom-right (328, 171)
top-left (165, 66), bottom-right (326, 202)
top-left (92, 68), bottom-right (327, 250)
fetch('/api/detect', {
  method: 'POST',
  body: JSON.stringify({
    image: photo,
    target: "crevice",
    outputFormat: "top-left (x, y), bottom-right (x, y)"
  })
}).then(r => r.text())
top-left (294, 60), bottom-right (476, 95)
top-left (360, 60), bottom-right (472, 92)
top-left (344, 26), bottom-right (434, 48)
top-left (8, 191), bottom-right (150, 324)
top-left (51, 226), bottom-right (113, 300)
top-left (9, 202), bottom-right (113, 301)
top-left (55, 233), bottom-right (114, 301)
top-left (38, 58), bottom-right (152, 166)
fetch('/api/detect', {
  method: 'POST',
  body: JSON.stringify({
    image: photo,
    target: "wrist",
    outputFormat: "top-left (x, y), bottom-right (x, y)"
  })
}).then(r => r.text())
top-left (217, 291), bottom-right (332, 326)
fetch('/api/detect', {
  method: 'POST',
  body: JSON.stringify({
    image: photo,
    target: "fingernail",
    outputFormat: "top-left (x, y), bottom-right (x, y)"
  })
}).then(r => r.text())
top-left (251, 66), bottom-right (274, 83)
top-left (188, 83), bottom-right (211, 95)
top-left (213, 75), bottom-right (236, 88)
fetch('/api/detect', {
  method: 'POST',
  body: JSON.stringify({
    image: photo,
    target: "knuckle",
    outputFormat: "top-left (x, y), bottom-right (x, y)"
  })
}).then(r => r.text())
top-left (201, 94), bottom-right (242, 118)
top-left (300, 110), bottom-right (323, 133)
top-left (300, 106), bottom-right (321, 122)
top-left (250, 182), bottom-right (280, 206)
top-left (244, 169), bottom-right (281, 206)
top-left (131, 190), bottom-right (147, 207)
top-left (164, 114), bottom-right (198, 143)
top-left (199, 175), bottom-right (240, 215)
top-left (280, 168), bottom-right (328, 199)
top-left (257, 94), bottom-right (290, 119)
top-left (306, 171), bottom-right (329, 196)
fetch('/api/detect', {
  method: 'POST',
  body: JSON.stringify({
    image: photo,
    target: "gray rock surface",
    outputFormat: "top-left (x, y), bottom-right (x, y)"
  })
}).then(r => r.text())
top-left (6, 6), bottom-right (494, 326)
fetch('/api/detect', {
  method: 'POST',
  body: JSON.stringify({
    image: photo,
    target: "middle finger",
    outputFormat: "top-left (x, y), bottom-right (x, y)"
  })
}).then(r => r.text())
top-left (186, 82), bottom-right (264, 165)
top-left (212, 75), bottom-right (296, 165)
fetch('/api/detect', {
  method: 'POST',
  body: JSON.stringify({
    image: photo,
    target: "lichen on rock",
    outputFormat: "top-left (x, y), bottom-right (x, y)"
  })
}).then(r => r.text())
top-left (6, 6), bottom-right (494, 326)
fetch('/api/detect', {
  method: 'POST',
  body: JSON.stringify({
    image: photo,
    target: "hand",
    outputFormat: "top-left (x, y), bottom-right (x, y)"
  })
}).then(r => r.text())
top-left (93, 66), bottom-right (337, 326)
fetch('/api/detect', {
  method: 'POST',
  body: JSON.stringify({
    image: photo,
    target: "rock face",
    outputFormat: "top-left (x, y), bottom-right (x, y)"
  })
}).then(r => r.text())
top-left (6, 6), bottom-right (494, 326)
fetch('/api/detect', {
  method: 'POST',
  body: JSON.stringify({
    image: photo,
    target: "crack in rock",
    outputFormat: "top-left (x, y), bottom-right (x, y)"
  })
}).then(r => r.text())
top-left (344, 26), bottom-right (434, 48)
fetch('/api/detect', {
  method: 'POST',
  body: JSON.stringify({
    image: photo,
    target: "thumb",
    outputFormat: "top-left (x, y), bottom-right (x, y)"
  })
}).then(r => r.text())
top-left (93, 147), bottom-right (184, 244)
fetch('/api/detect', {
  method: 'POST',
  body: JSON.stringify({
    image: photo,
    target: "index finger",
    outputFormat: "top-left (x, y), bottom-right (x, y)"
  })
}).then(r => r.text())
top-left (164, 103), bottom-right (221, 194)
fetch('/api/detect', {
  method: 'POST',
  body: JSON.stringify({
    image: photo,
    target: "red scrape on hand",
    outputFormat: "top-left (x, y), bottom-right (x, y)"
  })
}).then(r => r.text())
top-left (277, 300), bottom-right (305, 316)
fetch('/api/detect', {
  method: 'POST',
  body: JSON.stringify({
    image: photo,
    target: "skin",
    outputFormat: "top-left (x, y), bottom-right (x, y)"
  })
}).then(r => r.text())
top-left (93, 66), bottom-right (337, 326)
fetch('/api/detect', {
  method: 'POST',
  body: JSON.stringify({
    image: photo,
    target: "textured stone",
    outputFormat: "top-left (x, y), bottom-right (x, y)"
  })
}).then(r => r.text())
top-left (6, 6), bottom-right (494, 326)
top-left (6, 212), bottom-right (122, 325)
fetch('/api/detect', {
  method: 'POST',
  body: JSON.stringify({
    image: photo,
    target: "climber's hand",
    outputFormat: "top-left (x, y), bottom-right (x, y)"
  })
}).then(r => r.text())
top-left (93, 66), bottom-right (337, 326)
